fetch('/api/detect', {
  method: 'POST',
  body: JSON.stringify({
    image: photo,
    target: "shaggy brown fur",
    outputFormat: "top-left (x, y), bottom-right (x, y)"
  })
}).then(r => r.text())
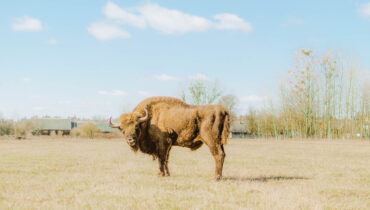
top-left (112, 96), bottom-right (230, 180)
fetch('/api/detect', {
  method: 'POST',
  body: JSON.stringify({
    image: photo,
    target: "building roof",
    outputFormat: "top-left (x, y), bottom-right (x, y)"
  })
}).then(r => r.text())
top-left (230, 121), bottom-right (247, 133)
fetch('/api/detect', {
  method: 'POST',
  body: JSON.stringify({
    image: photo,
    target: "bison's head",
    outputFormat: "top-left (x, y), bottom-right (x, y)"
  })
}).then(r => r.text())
top-left (109, 108), bottom-right (149, 147)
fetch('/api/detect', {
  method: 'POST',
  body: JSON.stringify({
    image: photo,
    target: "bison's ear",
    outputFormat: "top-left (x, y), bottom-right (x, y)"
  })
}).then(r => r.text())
top-left (137, 108), bottom-right (149, 123)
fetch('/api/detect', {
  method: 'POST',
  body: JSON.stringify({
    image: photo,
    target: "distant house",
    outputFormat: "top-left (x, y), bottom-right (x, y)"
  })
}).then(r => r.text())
top-left (230, 121), bottom-right (248, 138)
top-left (34, 118), bottom-right (77, 135)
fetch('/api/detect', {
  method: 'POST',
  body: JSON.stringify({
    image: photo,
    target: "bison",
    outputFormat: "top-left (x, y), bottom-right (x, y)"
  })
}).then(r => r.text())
top-left (109, 96), bottom-right (230, 180)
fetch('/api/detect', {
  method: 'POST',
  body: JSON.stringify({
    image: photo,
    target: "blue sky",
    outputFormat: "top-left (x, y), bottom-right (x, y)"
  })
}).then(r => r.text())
top-left (1, 0), bottom-right (370, 119)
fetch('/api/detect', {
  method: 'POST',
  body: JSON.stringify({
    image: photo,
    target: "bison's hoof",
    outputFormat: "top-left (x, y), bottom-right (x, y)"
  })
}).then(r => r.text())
top-left (215, 176), bottom-right (222, 181)
top-left (157, 172), bottom-right (165, 177)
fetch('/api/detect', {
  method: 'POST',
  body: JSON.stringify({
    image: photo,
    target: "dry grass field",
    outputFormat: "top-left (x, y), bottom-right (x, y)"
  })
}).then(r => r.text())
top-left (0, 138), bottom-right (369, 209)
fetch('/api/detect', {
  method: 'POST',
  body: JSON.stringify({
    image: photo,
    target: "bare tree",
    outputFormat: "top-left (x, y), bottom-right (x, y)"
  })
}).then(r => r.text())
top-left (180, 79), bottom-right (222, 105)
top-left (245, 108), bottom-right (258, 136)
top-left (218, 94), bottom-right (238, 120)
top-left (278, 49), bottom-right (368, 138)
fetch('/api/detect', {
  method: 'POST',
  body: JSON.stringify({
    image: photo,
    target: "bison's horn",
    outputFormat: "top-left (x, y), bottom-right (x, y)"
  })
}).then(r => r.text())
top-left (109, 117), bottom-right (120, 128)
top-left (138, 108), bottom-right (149, 122)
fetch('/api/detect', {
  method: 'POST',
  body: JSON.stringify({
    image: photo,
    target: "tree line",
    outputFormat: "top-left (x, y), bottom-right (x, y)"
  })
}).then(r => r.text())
top-left (180, 49), bottom-right (369, 139)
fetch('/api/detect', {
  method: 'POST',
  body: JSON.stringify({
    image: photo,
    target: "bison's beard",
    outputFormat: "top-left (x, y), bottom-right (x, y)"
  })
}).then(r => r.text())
top-left (127, 136), bottom-right (157, 156)
top-left (129, 142), bottom-right (139, 152)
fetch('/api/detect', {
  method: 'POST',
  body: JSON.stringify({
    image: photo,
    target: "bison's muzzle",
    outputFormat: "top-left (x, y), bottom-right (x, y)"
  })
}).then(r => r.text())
top-left (126, 138), bottom-right (136, 146)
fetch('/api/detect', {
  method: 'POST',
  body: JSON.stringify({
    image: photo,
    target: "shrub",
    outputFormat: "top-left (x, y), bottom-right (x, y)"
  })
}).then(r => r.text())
top-left (14, 120), bottom-right (34, 139)
top-left (0, 120), bottom-right (13, 136)
top-left (79, 123), bottom-right (100, 139)
top-left (70, 127), bottom-right (81, 137)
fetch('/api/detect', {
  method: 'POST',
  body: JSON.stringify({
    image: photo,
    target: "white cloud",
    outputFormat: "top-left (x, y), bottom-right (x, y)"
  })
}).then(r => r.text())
top-left (12, 16), bottom-right (43, 32)
top-left (138, 91), bottom-right (152, 97)
top-left (46, 38), bottom-right (57, 45)
top-left (138, 3), bottom-right (212, 34)
top-left (188, 73), bottom-right (210, 81)
top-left (213, 13), bottom-right (252, 33)
top-left (359, 2), bottom-right (370, 18)
top-left (87, 22), bottom-right (131, 40)
top-left (103, 2), bottom-right (146, 28)
top-left (21, 77), bottom-right (31, 82)
top-left (98, 90), bottom-right (126, 96)
top-left (238, 95), bottom-right (268, 113)
top-left (89, 2), bottom-right (252, 39)
top-left (154, 74), bottom-right (179, 81)
top-left (240, 95), bottom-right (266, 103)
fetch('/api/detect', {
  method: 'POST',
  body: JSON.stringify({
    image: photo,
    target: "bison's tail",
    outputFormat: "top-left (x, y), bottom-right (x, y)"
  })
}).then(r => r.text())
top-left (221, 112), bottom-right (230, 145)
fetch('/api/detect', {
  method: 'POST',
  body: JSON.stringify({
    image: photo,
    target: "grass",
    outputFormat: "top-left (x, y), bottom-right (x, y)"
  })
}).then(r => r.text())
top-left (0, 138), bottom-right (369, 209)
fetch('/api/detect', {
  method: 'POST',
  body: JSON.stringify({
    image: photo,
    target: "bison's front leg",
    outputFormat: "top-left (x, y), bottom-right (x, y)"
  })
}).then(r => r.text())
top-left (164, 146), bottom-right (172, 176)
top-left (157, 141), bottom-right (171, 177)
top-left (157, 155), bottom-right (166, 177)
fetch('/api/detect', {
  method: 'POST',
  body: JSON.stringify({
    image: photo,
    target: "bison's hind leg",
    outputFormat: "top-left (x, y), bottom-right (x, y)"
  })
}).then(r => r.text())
top-left (207, 144), bottom-right (226, 181)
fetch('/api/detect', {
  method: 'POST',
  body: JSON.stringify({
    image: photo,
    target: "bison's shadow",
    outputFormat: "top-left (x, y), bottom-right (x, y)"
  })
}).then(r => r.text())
top-left (222, 175), bottom-right (310, 182)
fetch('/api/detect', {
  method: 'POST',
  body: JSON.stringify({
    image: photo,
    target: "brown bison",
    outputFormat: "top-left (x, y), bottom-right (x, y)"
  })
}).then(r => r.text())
top-left (109, 96), bottom-right (230, 180)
